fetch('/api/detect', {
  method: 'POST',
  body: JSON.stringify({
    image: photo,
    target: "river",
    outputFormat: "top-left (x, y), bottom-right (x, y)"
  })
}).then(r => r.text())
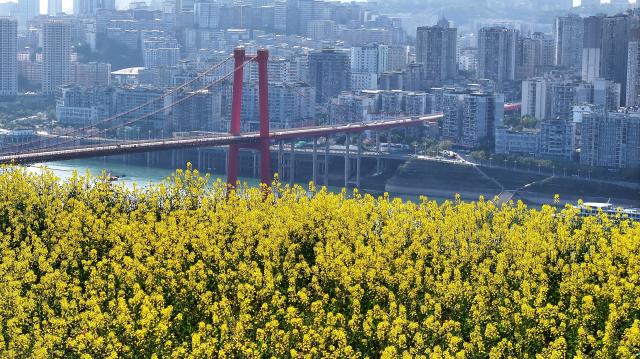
top-left (23, 156), bottom-right (446, 204)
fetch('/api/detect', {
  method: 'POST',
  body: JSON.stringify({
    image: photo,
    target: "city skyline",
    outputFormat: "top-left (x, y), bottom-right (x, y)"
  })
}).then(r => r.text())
top-left (0, 0), bottom-right (638, 203)
top-left (0, 1), bottom-right (634, 17)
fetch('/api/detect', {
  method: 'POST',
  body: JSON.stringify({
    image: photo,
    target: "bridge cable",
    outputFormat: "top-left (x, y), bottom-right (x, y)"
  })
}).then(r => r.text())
top-left (3, 55), bottom-right (233, 154)
top-left (29, 57), bottom-right (256, 153)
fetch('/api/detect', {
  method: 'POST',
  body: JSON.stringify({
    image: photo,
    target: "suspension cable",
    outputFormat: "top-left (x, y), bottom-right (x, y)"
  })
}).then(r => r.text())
top-left (3, 55), bottom-right (234, 154)
top-left (30, 57), bottom-right (256, 152)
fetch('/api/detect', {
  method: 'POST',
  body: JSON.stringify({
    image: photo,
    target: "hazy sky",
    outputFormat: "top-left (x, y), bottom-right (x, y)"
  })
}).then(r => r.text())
top-left (0, 0), bottom-right (635, 16)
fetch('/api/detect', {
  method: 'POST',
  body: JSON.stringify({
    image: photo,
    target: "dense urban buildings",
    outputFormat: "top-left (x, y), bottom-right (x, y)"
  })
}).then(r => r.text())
top-left (0, 0), bottom-right (639, 174)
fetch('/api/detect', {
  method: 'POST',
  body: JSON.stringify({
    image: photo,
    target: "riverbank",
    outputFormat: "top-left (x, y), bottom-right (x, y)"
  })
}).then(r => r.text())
top-left (386, 158), bottom-right (640, 207)
top-left (30, 153), bottom-right (639, 208)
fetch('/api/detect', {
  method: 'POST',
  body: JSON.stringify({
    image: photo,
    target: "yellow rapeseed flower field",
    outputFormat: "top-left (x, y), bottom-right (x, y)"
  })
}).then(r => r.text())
top-left (0, 164), bottom-right (638, 358)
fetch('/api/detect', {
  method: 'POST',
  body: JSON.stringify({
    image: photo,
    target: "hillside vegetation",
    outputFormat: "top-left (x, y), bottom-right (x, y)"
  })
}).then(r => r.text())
top-left (0, 165), bottom-right (639, 358)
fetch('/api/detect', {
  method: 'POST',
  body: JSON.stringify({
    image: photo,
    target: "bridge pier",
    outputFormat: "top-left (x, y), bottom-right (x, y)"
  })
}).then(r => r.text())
top-left (324, 136), bottom-right (330, 187)
top-left (252, 151), bottom-right (257, 178)
top-left (197, 149), bottom-right (203, 172)
top-left (203, 150), bottom-right (210, 173)
top-left (356, 135), bottom-right (361, 188)
top-left (289, 140), bottom-right (295, 186)
top-left (225, 148), bottom-right (229, 176)
top-left (344, 134), bottom-right (350, 188)
top-left (312, 137), bottom-right (318, 185)
top-left (278, 141), bottom-right (284, 180)
top-left (376, 132), bottom-right (382, 174)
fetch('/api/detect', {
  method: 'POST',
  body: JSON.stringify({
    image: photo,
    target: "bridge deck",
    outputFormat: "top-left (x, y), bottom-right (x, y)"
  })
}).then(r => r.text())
top-left (0, 115), bottom-right (442, 165)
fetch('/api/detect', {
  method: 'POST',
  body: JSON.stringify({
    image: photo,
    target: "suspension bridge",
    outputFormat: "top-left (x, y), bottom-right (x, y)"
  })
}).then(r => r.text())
top-left (0, 47), bottom-right (521, 186)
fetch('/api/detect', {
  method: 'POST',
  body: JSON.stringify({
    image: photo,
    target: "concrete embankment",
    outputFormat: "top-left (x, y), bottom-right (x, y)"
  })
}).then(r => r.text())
top-left (385, 158), bottom-right (640, 206)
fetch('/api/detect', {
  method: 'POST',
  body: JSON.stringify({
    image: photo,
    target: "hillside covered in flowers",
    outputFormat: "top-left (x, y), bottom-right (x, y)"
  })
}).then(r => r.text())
top-left (0, 165), bottom-right (638, 358)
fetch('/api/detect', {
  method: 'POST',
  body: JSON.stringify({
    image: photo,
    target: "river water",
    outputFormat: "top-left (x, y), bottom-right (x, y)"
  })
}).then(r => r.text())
top-left (24, 156), bottom-right (447, 204)
top-left (25, 155), bottom-right (571, 206)
top-left (27, 157), bottom-right (359, 196)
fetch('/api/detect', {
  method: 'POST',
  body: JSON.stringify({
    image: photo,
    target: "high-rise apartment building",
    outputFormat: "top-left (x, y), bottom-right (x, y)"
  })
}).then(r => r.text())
top-left (306, 19), bottom-right (337, 41)
top-left (284, 0), bottom-right (320, 36)
top-left (580, 107), bottom-right (640, 169)
top-left (172, 89), bottom-right (222, 132)
top-left (386, 45), bottom-right (409, 72)
top-left (441, 89), bottom-right (504, 148)
top-left (521, 78), bottom-right (550, 120)
top-left (114, 86), bottom-right (166, 132)
top-left (194, 1), bottom-right (219, 29)
top-left (522, 75), bottom-right (620, 120)
top-left (533, 32), bottom-right (556, 67)
top-left (582, 15), bottom-right (603, 82)
top-left (539, 119), bottom-right (576, 160)
top-left (416, 19), bottom-right (457, 87)
top-left (55, 85), bottom-right (113, 126)
top-left (601, 14), bottom-right (636, 105)
top-left (100, 0), bottom-right (115, 11)
top-left (554, 14), bottom-right (583, 75)
top-left (175, 0), bottom-right (195, 14)
top-left (626, 33), bottom-right (640, 107)
top-left (71, 61), bottom-right (111, 87)
top-left (74, 0), bottom-right (97, 15)
top-left (17, 0), bottom-right (39, 29)
top-left (0, 3), bottom-right (17, 17)
top-left (241, 82), bottom-right (315, 130)
top-left (273, 1), bottom-right (286, 32)
top-left (350, 44), bottom-right (389, 75)
top-left (0, 17), bottom-right (17, 97)
top-left (477, 26), bottom-right (517, 86)
top-left (461, 92), bottom-right (504, 148)
top-left (48, 0), bottom-right (62, 15)
top-left (42, 20), bottom-right (71, 95)
top-left (516, 37), bottom-right (537, 79)
top-left (350, 44), bottom-right (388, 90)
top-left (580, 0), bottom-right (601, 7)
top-left (575, 78), bottom-right (621, 112)
top-left (549, 82), bottom-right (577, 120)
top-left (0, 17), bottom-right (18, 97)
top-left (308, 49), bottom-right (350, 104)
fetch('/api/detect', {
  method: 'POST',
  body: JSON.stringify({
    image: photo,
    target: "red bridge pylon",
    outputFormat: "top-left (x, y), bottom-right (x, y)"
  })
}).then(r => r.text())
top-left (227, 47), bottom-right (271, 187)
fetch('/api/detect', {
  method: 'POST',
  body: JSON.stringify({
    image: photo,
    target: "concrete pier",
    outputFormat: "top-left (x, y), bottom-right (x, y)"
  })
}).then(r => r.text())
top-left (344, 134), bottom-right (350, 187)
top-left (312, 137), bottom-right (318, 185)
top-left (289, 140), bottom-right (295, 186)
top-left (324, 136), bottom-right (330, 186)
top-left (278, 141), bottom-right (284, 179)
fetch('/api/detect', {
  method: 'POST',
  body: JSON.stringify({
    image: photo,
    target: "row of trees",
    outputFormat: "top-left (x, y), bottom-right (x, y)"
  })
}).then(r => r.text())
top-left (0, 165), bottom-right (638, 357)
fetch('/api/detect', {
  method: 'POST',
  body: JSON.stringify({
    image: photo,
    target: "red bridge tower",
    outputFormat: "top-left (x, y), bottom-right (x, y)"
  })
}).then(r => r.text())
top-left (227, 47), bottom-right (271, 186)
